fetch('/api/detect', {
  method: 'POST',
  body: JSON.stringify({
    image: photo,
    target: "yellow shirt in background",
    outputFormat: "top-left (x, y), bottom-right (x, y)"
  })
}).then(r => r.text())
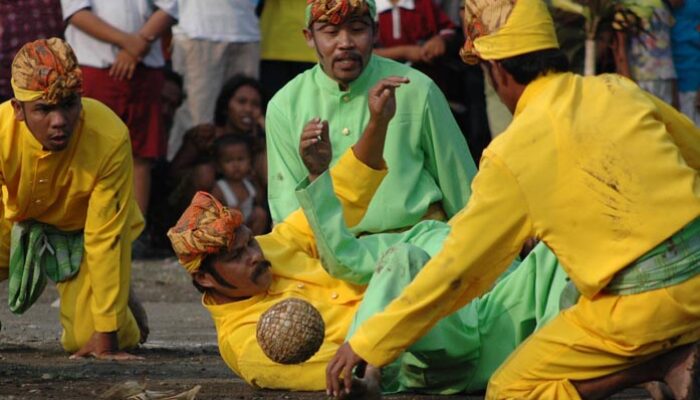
top-left (349, 72), bottom-right (700, 367)
top-left (205, 150), bottom-right (387, 390)
top-left (0, 98), bottom-right (143, 338)
top-left (260, 0), bottom-right (317, 63)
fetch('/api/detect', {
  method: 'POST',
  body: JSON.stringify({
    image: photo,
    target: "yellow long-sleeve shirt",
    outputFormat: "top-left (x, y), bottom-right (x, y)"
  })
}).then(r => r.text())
top-left (204, 150), bottom-right (387, 390)
top-left (0, 98), bottom-right (144, 335)
top-left (349, 72), bottom-right (700, 367)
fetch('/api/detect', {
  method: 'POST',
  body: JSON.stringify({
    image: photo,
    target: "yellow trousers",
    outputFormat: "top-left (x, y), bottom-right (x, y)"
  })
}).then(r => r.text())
top-left (487, 273), bottom-right (700, 399)
top-left (0, 218), bottom-right (140, 353)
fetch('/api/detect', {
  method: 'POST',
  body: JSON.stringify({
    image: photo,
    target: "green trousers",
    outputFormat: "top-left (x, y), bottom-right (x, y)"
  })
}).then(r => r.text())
top-left (295, 173), bottom-right (568, 394)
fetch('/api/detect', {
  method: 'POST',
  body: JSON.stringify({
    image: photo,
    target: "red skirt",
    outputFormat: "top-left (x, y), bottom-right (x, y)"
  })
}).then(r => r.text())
top-left (81, 65), bottom-right (166, 159)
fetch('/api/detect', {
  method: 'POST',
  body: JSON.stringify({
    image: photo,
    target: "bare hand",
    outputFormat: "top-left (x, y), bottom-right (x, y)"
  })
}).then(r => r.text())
top-left (300, 117), bottom-right (331, 180)
top-left (421, 35), bottom-right (446, 62)
top-left (109, 50), bottom-right (138, 80)
top-left (185, 124), bottom-right (217, 152)
top-left (368, 77), bottom-right (409, 126)
top-left (336, 364), bottom-right (381, 400)
top-left (120, 33), bottom-right (150, 60)
top-left (70, 331), bottom-right (144, 361)
top-left (326, 342), bottom-right (365, 397)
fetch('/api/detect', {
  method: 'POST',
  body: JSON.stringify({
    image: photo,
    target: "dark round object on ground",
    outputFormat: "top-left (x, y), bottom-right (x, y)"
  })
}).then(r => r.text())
top-left (256, 298), bottom-right (325, 364)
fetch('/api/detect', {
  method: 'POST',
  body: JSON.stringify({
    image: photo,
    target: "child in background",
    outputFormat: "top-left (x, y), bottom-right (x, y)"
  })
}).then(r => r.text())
top-left (211, 135), bottom-right (268, 235)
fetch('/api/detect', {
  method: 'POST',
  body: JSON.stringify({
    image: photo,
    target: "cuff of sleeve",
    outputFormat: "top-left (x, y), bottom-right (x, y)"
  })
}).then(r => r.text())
top-left (295, 171), bottom-right (332, 205)
top-left (349, 331), bottom-right (396, 368)
top-left (93, 312), bottom-right (119, 333)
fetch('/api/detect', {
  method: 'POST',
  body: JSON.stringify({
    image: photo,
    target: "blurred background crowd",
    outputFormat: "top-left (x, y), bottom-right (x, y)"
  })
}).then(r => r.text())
top-left (0, 0), bottom-right (698, 257)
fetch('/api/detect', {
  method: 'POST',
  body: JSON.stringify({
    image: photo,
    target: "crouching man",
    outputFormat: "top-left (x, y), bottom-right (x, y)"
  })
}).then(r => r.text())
top-left (327, 0), bottom-right (700, 398)
top-left (0, 38), bottom-right (148, 359)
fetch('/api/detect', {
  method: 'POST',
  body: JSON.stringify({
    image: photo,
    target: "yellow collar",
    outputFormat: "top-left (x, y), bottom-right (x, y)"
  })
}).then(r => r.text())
top-left (514, 72), bottom-right (563, 118)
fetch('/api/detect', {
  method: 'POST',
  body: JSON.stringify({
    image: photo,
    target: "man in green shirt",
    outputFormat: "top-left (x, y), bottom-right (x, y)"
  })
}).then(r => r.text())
top-left (266, 0), bottom-right (476, 233)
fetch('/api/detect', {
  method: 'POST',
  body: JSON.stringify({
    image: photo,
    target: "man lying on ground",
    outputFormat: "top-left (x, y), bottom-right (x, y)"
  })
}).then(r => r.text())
top-left (167, 76), bottom-right (568, 394)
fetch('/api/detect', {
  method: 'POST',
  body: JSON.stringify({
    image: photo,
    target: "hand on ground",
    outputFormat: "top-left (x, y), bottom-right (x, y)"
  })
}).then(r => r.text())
top-left (336, 364), bottom-right (381, 400)
top-left (326, 342), bottom-right (365, 398)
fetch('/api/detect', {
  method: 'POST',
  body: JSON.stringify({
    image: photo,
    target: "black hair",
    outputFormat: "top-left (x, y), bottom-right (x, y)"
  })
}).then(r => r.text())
top-left (211, 134), bottom-right (254, 162)
top-left (192, 251), bottom-right (239, 293)
top-left (498, 48), bottom-right (571, 85)
top-left (163, 68), bottom-right (184, 90)
top-left (214, 75), bottom-right (265, 127)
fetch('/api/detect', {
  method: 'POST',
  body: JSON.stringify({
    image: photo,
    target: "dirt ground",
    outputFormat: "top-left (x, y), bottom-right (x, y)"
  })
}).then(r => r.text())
top-left (1, 258), bottom-right (652, 400)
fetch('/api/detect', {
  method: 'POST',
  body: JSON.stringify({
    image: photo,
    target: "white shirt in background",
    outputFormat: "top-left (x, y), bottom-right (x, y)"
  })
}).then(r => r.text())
top-left (172, 0), bottom-right (260, 43)
top-left (61, 0), bottom-right (178, 68)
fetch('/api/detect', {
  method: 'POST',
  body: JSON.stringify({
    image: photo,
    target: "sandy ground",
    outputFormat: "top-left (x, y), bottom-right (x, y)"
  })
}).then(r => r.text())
top-left (1, 258), bottom-right (652, 400)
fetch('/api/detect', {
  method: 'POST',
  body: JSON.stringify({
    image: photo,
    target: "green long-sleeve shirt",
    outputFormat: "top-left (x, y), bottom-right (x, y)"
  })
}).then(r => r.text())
top-left (266, 55), bottom-right (477, 233)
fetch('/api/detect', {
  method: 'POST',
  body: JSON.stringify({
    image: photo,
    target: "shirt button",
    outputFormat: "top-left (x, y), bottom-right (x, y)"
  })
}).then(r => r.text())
top-left (34, 199), bottom-right (42, 204)
top-left (296, 283), bottom-right (305, 289)
top-left (342, 95), bottom-right (350, 102)
top-left (38, 179), bottom-right (48, 183)
top-left (331, 292), bottom-right (339, 300)
top-left (342, 128), bottom-right (350, 136)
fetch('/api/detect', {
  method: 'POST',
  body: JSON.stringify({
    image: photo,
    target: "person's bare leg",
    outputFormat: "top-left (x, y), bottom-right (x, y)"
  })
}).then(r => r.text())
top-left (572, 341), bottom-right (699, 400)
top-left (133, 157), bottom-right (152, 215)
top-left (128, 286), bottom-right (149, 344)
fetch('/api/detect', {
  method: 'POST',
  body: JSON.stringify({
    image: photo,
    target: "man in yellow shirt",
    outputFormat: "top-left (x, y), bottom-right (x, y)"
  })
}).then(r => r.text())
top-left (326, 0), bottom-right (700, 398)
top-left (0, 38), bottom-right (146, 360)
top-left (167, 77), bottom-right (568, 394)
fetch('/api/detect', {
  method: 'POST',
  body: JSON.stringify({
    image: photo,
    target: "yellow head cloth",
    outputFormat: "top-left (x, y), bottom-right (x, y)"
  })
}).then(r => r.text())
top-left (461, 0), bottom-right (559, 64)
top-left (167, 192), bottom-right (244, 274)
top-left (11, 38), bottom-right (83, 104)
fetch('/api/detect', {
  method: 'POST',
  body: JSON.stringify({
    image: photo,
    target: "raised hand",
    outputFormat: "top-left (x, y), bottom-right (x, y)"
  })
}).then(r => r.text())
top-left (299, 117), bottom-right (331, 180)
top-left (367, 76), bottom-right (409, 127)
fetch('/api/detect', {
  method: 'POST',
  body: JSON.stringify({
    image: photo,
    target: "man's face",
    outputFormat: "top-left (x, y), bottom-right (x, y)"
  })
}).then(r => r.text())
top-left (304, 14), bottom-right (375, 88)
top-left (11, 94), bottom-right (82, 151)
top-left (203, 226), bottom-right (272, 299)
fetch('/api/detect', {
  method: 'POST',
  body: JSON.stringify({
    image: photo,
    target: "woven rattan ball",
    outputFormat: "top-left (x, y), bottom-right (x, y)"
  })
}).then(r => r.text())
top-left (256, 298), bottom-right (325, 364)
